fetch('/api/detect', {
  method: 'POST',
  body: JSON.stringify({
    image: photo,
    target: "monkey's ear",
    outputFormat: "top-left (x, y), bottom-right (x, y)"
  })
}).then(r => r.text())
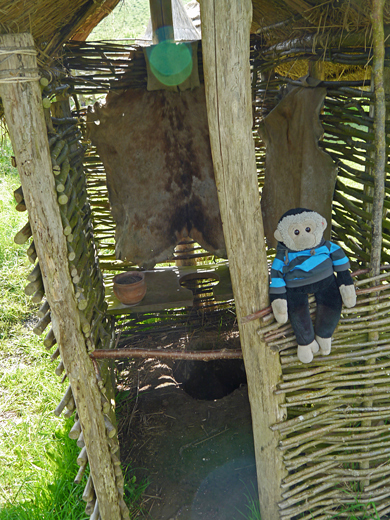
top-left (274, 229), bottom-right (283, 242)
top-left (321, 218), bottom-right (328, 231)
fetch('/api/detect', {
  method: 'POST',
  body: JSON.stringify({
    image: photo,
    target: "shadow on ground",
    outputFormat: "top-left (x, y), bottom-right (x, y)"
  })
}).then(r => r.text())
top-left (117, 356), bottom-right (258, 520)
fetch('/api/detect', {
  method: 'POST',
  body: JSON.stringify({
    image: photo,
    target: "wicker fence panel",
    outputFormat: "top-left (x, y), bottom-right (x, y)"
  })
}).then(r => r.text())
top-left (251, 41), bottom-right (390, 517)
top-left (63, 40), bottom-right (390, 517)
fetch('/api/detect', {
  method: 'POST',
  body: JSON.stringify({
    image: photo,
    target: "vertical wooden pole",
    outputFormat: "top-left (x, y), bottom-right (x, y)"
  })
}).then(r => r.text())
top-left (370, 0), bottom-right (386, 276)
top-left (200, 3), bottom-right (286, 519)
top-left (0, 33), bottom-right (121, 520)
top-left (149, 0), bottom-right (174, 43)
top-left (308, 60), bottom-right (324, 80)
top-left (360, 0), bottom-right (386, 488)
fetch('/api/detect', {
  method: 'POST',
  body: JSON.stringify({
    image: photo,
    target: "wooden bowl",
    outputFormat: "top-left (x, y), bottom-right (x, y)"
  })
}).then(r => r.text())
top-left (113, 271), bottom-right (146, 306)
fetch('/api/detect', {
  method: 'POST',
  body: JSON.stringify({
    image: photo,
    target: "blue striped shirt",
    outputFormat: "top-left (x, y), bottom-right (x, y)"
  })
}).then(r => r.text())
top-left (270, 240), bottom-right (350, 295)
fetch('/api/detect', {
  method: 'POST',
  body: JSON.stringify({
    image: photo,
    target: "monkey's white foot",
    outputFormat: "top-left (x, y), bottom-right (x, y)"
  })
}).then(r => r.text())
top-left (316, 336), bottom-right (332, 356)
top-left (271, 298), bottom-right (288, 324)
top-left (310, 340), bottom-right (319, 354)
top-left (297, 340), bottom-right (319, 363)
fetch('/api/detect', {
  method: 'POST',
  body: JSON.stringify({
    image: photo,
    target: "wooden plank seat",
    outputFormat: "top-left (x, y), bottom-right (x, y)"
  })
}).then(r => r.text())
top-left (105, 261), bottom-right (233, 314)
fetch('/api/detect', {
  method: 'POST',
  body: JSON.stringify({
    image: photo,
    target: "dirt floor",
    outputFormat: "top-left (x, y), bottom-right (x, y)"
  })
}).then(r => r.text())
top-left (116, 332), bottom-right (259, 520)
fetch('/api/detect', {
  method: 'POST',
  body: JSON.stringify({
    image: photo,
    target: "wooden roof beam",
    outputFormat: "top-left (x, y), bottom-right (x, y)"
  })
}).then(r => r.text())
top-left (261, 27), bottom-right (390, 55)
top-left (71, 0), bottom-right (121, 41)
top-left (44, 0), bottom-right (121, 58)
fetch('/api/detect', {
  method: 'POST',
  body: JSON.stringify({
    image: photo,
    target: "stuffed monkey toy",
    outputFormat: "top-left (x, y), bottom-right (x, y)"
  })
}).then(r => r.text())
top-left (269, 208), bottom-right (356, 363)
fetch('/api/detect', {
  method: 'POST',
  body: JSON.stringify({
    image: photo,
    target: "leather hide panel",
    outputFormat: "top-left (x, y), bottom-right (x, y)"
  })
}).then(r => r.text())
top-left (259, 87), bottom-right (337, 248)
top-left (87, 86), bottom-right (226, 269)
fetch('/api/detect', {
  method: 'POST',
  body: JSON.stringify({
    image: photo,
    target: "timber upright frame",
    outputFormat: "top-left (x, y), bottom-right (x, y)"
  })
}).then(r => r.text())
top-left (0, 33), bottom-right (124, 520)
top-left (200, 1), bottom-right (287, 519)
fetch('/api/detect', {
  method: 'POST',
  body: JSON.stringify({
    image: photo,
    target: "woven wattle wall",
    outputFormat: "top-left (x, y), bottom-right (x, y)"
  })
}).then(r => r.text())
top-left (64, 40), bottom-right (390, 517)
top-left (252, 42), bottom-right (390, 517)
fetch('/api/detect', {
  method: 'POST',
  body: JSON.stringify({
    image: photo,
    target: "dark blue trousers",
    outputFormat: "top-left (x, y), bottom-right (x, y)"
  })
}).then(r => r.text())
top-left (287, 275), bottom-right (342, 346)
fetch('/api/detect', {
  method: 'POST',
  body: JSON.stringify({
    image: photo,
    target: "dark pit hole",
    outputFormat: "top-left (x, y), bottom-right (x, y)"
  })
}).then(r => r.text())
top-left (173, 358), bottom-right (247, 400)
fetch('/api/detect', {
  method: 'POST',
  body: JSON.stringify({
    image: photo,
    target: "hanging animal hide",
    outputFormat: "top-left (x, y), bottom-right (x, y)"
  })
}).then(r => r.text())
top-left (259, 86), bottom-right (337, 248)
top-left (87, 86), bottom-right (226, 269)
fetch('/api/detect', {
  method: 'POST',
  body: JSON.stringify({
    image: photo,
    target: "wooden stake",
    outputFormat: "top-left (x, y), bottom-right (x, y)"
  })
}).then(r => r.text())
top-left (200, 3), bottom-right (286, 519)
top-left (370, 0), bottom-right (386, 277)
top-left (104, 416), bottom-right (117, 438)
top-left (77, 431), bottom-right (85, 448)
top-left (55, 360), bottom-right (64, 375)
top-left (14, 221), bottom-right (32, 244)
top-left (82, 475), bottom-right (95, 502)
top-left (91, 348), bottom-right (243, 361)
top-left (74, 462), bottom-right (87, 484)
top-left (43, 328), bottom-right (57, 349)
top-left (33, 310), bottom-right (51, 335)
top-left (0, 33), bottom-right (121, 520)
top-left (31, 287), bottom-right (45, 304)
top-left (77, 446), bottom-right (88, 466)
top-left (69, 419), bottom-right (82, 440)
top-left (26, 240), bottom-right (37, 263)
top-left (85, 500), bottom-right (96, 516)
top-left (37, 299), bottom-right (50, 318)
top-left (25, 277), bottom-right (43, 296)
top-left (149, 0), bottom-right (174, 43)
top-left (13, 186), bottom-right (24, 203)
top-left (15, 202), bottom-right (27, 212)
top-left (91, 500), bottom-right (100, 520)
top-left (53, 384), bottom-right (73, 416)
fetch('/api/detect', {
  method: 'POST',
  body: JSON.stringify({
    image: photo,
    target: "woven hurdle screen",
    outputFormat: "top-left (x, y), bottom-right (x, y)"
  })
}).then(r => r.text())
top-left (252, 41), bottom-right (390, 518)
top-left (61, 39), bottom-right (390, 517)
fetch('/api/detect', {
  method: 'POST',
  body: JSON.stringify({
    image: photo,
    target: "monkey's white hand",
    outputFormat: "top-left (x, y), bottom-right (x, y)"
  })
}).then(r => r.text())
top-left (339, 284), bottom-right (356, 308)
top-left (271, 298), bottom-right (288, 324)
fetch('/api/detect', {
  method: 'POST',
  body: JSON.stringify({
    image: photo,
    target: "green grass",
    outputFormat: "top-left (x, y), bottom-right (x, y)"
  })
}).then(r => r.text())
top-left (324, 499), bottom-right (380, 520)
top-left (0, 421), bottom-right (89, 520)
top-left (235, 484), bottom-right (261, 520)
top-left (0, 140), bottom-right (87, 519)
top-left (88, 0), bottom-right (192, 41)
top-left (0, 139), bottom-right (147, 519)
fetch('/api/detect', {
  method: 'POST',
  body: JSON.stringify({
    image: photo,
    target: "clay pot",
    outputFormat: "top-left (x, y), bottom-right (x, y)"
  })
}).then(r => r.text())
top-left (113, 271), bottom-right (147, 305)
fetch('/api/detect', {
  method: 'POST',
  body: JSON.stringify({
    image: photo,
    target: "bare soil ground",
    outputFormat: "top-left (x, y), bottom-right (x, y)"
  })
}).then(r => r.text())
top-left (116, 333), bottom-right (258, 520)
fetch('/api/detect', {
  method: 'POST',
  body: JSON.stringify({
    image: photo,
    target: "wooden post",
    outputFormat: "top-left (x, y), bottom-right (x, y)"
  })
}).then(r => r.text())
top-left (370, 0), bottom-right (386, 277)
top-left (308, 60), bottom-right (324, 80)
top-left (0, 33), bottom-right (121, 520)
top-left (200, 2), bottom-right (286, 519)
top-left (149, 0), bottom-right (174, 43)
top-left (360, 0), bottom-right (386, 488)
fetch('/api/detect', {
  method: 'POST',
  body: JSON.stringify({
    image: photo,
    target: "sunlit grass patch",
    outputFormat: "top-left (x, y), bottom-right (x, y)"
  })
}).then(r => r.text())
top-left (0, 419), bottom-right (88, 520)
top-left (0, 147), bottom-right (33, 335)
top-left (0, 138), bottom-right (147, 519)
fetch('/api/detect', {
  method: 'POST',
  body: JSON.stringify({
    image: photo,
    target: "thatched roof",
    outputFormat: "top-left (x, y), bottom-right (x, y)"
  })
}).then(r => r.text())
top-left (0, 0), bottom-right (121, 62)
top-left (0, 0), bottom-right (388, 65)
top-left (252, 0), bottom-right (389, 45)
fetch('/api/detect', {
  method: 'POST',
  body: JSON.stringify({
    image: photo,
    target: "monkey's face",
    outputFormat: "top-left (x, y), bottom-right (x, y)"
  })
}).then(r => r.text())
top-left (274, 211), bottom-right (327, 251)
top-left (288, 219), bottom-right (318, 250)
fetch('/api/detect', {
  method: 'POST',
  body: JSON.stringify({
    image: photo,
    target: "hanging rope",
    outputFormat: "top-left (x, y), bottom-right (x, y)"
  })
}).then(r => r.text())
top-left (0, 70), bottom-right (41, 84)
